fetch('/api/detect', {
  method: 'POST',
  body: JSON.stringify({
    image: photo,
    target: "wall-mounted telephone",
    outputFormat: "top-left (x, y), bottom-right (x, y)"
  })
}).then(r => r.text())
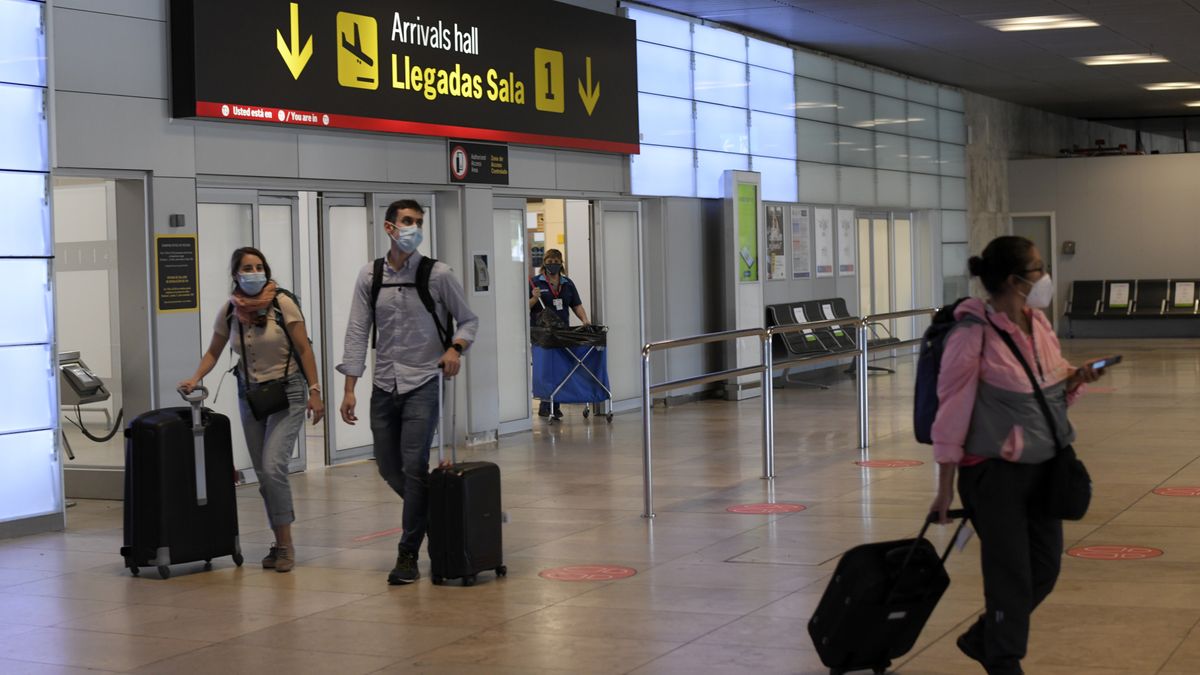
top-left (63, 364), bottom-right (103, 397)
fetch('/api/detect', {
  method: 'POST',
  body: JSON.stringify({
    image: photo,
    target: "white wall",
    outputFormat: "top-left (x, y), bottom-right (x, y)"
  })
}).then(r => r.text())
top-left (1010, 153), bottom-right (1200, 326)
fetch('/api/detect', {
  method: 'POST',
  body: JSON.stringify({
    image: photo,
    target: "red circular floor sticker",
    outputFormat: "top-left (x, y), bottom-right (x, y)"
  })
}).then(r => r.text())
top-left (1067, 545), bottom-right (1163, 560)
top-left (726, 503), bottom-right (807, 514)
top-left (1154, 487), bottom-right (1200, 497)
top-left (539, 565), bottom-right (637, 581)
top-left (856, 460), bottom-right (924, 468)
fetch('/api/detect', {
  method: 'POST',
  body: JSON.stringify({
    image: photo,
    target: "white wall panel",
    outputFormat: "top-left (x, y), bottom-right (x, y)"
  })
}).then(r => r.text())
top-left (195, 125), bottom-right (300, 178)
top-left (298, 135), bottom-right (388, 182)
top-left (53, 6), bottom-right (166, 98)
top-left (54, 91), bottom-right (195, 176)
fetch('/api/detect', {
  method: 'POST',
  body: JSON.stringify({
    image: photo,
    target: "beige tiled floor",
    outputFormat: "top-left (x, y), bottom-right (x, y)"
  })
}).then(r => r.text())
top-left (2, 338), bottom-right (1199, 673)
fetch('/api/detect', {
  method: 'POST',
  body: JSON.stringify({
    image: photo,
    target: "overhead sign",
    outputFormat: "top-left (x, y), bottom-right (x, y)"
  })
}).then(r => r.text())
top-left (170, 0), bottom-right (639, 154)
top-left (449, 141), bottom-right (509, 185)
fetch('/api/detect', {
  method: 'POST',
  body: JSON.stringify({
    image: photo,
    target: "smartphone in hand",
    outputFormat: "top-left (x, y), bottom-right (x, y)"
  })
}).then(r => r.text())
top-left (1089, 355), bottom-right (1122, 371)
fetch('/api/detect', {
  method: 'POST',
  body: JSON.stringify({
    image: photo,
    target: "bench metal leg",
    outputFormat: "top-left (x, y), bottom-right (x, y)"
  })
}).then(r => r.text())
top-left (783, 368), bottom-right (830, 390)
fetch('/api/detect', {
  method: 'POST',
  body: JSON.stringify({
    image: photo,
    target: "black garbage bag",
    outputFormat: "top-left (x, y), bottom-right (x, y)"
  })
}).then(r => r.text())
top-left (531, 324), bottom-right (608, 349)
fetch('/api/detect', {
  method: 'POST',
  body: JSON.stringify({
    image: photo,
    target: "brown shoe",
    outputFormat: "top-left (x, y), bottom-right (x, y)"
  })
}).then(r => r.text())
top-left (274, 544), bottom-right (295, 573)
top-left (262, 544), bottom-right (279, 569)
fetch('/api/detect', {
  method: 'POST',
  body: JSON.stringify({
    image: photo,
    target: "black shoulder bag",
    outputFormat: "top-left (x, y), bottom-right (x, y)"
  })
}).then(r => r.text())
top-left (987, 317), bottom-right (1092, 521)
top-left (237, 316), bottom-right (295, 421)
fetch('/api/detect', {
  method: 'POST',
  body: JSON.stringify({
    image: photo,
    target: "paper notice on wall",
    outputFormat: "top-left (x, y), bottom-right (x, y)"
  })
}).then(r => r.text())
top-left (814, 207), bottom-right (834, 278)
top-left (1108, 282), bottom-right (1130, 308)
top-left (766, 205), bottom-right (786, 280)
top-left (836, 208), bottom-right (855, 275)
top-left (1175, 281), bottom-right (1196, 308)
top-left (791, 206), bottom-right (811, 279)
top-left (792, 306), bottom-right (808, 323)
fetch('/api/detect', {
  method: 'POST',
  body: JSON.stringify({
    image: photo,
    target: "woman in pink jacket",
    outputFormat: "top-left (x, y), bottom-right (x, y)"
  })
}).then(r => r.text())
top-left (929, 236), bottom-right (1102, 675)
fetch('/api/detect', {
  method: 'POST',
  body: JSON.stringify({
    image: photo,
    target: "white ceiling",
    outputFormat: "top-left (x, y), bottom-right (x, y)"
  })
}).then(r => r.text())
top-left (635, 0), bottom-right (1200, 120)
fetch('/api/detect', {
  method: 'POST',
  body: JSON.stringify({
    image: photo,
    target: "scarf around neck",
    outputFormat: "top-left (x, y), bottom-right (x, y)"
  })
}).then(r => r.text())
top-left (230, 281), bottom-right (278, 327)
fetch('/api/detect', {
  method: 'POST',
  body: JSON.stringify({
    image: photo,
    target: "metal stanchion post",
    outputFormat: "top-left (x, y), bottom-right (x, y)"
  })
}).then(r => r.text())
top-left (857, 321), bottom-right (870, 449)
top-left (761, 334), bottom-right (775, 479)
top-left (641, 351), bottom-right (655, 519)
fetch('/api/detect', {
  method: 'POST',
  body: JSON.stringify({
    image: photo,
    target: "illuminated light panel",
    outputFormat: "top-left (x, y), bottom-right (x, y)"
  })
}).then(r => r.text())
top-left (981, 15), bottom-right (1099, 31)
top-left (1144, 82), bottom-right (1200, 91)
top-left (1076, 54), bottom-right (1169, 66)
top-left (853, 117), bottom-right (926, 128)
top-left (1185, 101), bottom-right (1200, 107)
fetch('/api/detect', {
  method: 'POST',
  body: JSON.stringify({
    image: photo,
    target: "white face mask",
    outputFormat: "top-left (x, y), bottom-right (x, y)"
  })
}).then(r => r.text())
top-left (1020, 273), bottom-right (1054, 309)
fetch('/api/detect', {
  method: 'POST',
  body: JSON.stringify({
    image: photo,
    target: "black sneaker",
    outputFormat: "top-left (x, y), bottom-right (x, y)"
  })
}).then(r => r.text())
top-left (956, 632), bottom-right (985, 664)
top-left (538, 402), bottom-right (551, 418)
top-left (387, 549), bottom-right (420, 585)
top-left (552, 405), bottom-right (563, 419)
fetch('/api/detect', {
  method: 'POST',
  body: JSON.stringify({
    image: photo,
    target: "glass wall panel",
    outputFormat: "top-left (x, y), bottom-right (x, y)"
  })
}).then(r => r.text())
top-left (797, 119), bottom-right (837, 164)
top-left (907, 80), bottom-right (938, 105)
top-left (0, 259), bottom-right (51, 347)
top-left (837, 86), bottom-right (873, 128)
top-left (750, 111), bottom-right (796, 159)
top-left (907, 102), bottom-right (938, 140)
top-left (638, 93), bottom-right (694, 148)
top-left (0, 83), bottom-right (48, 171)
top-left (939, 87), bottom-right (965, 112)
top-left (748, 37), bottom-right (793, 74)
top-left (630, 145), bottom-right (695, 197)
top-left (911, 174), bottom-right (939, 208)
top-left (0, 430), bottom-right (60, 521)
top-left (754, 156), bottom-right (798, 202)
top-left (877, 170), bottom-right (908, 207)
top-left (873, 72), bottom-right (906, 98)
top-left (1, 170), bottom-right (50, 256)
top-left (795, 77), bottom-right (839, 122)
top-left (875, 133), bottom-right (908, 171)
top-left (942, 210), bottom-right (968, 242)
top-left (749, 66), bottom-right (795, 115)
top-left (695, 102), bottom-right (748, 153)
top-left (694, 24), bottom-right (745, 61)
top-left (939, 142), bottom-right (966, 177)
top-left (0, 344), bottom-right (55, 435)
top-left (694, 54), bottom-right (748, 108)
top-left (909, 138), bottom-right (939, 175)
top-left (837, 62), bottom-right (873, 90)
top-left (838, 127), bottom-right (874, 168)
top-left (798, 161), bottom-right (838, 203)
top-left (839, 167), bottom-right (876, 206)
top-left (939, 109), bottom-right (966, 144)
top-left (894, 216), bottom-right (914, 339)
top-left (0, 0), bottom-right (46, 87)
top-left (697, 150), bottom-right (748, 198)
top-left (637, 42), bottom-right (692, 99)
top-left (795, 50), bottom-right (835, 82)
top-left (627, 6), bottom-right (691, 49)
top-left (941, 177), bottom-right (967, 210)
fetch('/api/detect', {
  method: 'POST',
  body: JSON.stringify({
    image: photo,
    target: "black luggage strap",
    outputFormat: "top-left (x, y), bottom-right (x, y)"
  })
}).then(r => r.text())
top-left (371, 256), bottom-right (453, 350)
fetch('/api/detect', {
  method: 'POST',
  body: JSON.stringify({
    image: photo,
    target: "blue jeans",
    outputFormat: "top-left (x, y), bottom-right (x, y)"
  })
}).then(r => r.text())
top-left (237, 372), bottom-right (306, 529)
top-left (370, 377), bottom-right (440, 555)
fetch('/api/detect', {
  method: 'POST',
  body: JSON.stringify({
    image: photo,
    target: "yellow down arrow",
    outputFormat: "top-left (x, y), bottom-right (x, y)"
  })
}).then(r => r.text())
top-left (276, 2), bottom-right (313, 80)
top-left (578, 56), bottom-right (600, 116)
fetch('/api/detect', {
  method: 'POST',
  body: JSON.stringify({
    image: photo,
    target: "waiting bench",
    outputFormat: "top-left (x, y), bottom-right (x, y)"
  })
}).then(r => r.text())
top-left (1067, 279), bottom-right (1200, 337)
top-left (765, 298), bottom-right (901, 388)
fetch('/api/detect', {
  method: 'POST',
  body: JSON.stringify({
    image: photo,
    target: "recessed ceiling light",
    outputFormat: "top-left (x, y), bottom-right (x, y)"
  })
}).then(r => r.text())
top-left (1077, 54), bottom-right (1169, 66)
top-left (981, 15), bottom-right (1099, 31)
top-left (1143, 82), bottom-right (1200, 91)
top-left (1185, 101), bottom-right (1200, 107)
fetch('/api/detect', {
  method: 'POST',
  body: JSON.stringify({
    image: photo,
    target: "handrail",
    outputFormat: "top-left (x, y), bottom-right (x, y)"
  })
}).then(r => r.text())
top-left (639, 305), bottom-right (938, 519)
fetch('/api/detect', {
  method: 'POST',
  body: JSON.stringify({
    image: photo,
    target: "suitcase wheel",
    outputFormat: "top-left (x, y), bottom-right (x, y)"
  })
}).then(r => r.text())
top-left (203, 560), bottom-right (213, 571)
top-left (496, 565), bottom-right (507, 577)
top-left (583, 408), bottom-right (590, 418)
top-left (431, 576), bottom-right (445, 586)
top-left (157, 565), bottom-right (171, 580)
top-left (128, 566), bottom-right (139, 577)
top-left (606, 413), bottom-right (613, 422)
top-left (462, 575), bottom-right (477, 587)
top-left (232, 553), bottom-right (244, 567)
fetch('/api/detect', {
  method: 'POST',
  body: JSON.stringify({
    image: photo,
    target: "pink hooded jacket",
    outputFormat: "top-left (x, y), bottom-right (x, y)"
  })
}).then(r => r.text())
top-left (931, 298), bottom-right (1083, 466)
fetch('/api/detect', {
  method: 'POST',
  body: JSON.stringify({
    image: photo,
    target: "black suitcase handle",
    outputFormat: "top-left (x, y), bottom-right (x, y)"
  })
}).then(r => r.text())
top-left (884, 509), bottom-right (970, 607)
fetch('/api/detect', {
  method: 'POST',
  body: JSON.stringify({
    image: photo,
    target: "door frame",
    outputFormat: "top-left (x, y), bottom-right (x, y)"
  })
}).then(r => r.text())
top-left (1010, 211), bottom-right (1058, 332)
top-left (592, 199), bottom-right (645, 413)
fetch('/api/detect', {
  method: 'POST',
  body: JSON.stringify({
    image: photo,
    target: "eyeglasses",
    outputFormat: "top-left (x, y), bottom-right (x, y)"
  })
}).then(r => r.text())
top-left (1023, 265), bottom-right (1046, 275)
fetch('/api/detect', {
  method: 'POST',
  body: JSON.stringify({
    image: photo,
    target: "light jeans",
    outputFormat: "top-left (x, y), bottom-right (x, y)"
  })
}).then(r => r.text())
top-left (237, 372), bottom-right (307, 528)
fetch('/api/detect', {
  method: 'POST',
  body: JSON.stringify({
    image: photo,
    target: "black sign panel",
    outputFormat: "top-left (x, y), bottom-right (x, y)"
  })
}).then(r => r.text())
top-left (155, 235), bottom-right (199, 312)
top-left (449, 141), bottom-right (509, 185)
top-left (170, 0), bottom-right (639, 154)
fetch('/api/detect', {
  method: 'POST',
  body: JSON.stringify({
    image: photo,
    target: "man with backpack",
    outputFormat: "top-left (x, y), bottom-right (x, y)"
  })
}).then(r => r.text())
top-left (337, 199), bottom-right (478, 586)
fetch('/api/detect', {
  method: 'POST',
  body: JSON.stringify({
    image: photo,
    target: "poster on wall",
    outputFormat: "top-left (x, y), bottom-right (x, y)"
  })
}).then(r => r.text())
top-left (472, 252), bottom-right (490, 294)
top-left (814, 207), bottom-right (834, 278)
top-left (791, 205), bottom-right (811, 279)
top-left (836, 208), bottom-right (855, 275)
top-left (766, 205), bottom-right (786, 280)
top-left (155, 235), bottom-right (199, 312)
top-left (737, 183), bottom-right (759, 282)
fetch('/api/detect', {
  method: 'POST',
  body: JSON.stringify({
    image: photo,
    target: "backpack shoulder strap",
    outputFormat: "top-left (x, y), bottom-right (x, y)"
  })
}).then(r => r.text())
top-left (370, 257), bottom-right (385, 349)
top-left (416, 257), bottom-right (453, 349)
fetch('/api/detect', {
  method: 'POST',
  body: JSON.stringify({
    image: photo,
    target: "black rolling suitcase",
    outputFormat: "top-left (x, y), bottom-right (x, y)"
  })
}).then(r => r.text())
top-left (121, 386), bottom-right (243, 579)
top-left (808, 509), bottom-right (969, 675)
top-left (427, 374), bottom-right (507, 587)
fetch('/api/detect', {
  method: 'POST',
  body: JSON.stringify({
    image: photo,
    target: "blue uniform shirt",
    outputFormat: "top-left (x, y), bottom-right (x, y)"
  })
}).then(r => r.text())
top-left (530, 274), bottom-right (582, 326)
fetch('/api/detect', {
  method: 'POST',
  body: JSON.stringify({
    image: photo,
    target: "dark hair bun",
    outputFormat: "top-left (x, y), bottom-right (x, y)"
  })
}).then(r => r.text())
top-left (967, 255), bottom-right (986, 278)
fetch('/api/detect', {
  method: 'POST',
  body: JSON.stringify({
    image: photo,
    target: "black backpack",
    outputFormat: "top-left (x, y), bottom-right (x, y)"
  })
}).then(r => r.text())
top-left (370, 256), bottom-right (454, 350)
top-left (913, 298), bottom-right (975, 444)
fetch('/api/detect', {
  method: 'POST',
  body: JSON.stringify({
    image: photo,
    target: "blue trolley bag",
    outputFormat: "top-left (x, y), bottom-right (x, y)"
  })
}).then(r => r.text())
top-left (808, 510), bottom-right (970, 675)
top-left (427, 373), bottom-right (507, 587)
top-left (121, 386), bottom-right (243, 579)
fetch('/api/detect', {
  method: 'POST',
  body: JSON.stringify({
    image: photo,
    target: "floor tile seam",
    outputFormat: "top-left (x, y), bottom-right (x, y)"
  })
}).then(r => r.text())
top-left (1068, 453), bottom-right (1200, 550)
top-left (395, 606), bottom-right (556, 665)
top-left (42, 616), bottom-right (227, 646)
top-left (1152, 611), bottom-right (1200, 675)
top-left (895, 607), bottom-right (981, 670)
top-left (0, 625), bottom-right (214, 672)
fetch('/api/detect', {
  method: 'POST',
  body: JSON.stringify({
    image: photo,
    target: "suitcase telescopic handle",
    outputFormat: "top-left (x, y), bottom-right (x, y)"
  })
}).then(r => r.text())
top-left (436, 370), bottom-right (457, 466)
top-left (178, 385), bottom-right (209, 506)
top-left (178, 385), bottom-right (208, 405)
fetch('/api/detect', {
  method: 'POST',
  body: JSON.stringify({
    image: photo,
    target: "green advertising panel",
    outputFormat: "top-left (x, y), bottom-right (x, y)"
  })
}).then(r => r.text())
top-left (737, 183), bottom-right (758, 282)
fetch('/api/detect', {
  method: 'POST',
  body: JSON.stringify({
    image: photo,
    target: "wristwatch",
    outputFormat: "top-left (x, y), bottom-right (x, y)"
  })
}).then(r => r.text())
top-left (451, 343), bottom-right (464, 354)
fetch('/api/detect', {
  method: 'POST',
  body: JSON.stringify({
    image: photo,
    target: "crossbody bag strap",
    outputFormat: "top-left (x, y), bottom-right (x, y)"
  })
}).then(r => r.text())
top-left (236, 314), bottom-right (292, 386)
top-left (985, 315), bottom-right (1062, 451)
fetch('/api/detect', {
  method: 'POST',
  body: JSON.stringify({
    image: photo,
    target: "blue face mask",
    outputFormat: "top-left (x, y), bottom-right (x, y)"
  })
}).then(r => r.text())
top-left (238, 272), bottom-right (267, 295)
top-left (390, 224), bottom-right (423, 253)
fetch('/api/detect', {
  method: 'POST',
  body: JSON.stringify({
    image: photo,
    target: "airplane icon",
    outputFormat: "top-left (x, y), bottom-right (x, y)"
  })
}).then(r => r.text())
top-left (335, 12), bottom-right (378, 90)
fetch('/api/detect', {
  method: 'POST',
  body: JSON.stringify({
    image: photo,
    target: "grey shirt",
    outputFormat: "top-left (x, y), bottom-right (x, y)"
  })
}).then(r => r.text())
top-left (337, 252), bottom-right (479, 394)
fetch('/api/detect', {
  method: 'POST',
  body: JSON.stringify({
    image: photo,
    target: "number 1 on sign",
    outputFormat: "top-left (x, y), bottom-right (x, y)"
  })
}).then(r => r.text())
top-left (534, 48), bottom-right (565, 114)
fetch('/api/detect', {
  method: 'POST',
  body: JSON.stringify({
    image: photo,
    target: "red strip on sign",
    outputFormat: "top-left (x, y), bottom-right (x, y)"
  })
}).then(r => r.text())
top-left (195, 102), bottom-right (641, 154)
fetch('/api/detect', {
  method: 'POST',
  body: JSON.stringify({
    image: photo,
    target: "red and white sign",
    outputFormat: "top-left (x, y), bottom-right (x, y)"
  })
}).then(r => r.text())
top-left (1153, 487), bottom-right (1200, 497)
top-left (856, 460), bottom-right (924, 468)
top-left (450, 145), bottom-right (469, 180)
top-left (726, 503), bottom-right (807, 514)
top-left (539, 565), bottom-right (637, 581)
top-left (1067, 545), bottom-right (1164, 560)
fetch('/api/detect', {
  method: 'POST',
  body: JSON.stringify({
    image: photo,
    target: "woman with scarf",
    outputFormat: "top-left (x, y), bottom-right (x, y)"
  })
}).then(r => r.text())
top-left (179, 246), bottom-right (324, 573)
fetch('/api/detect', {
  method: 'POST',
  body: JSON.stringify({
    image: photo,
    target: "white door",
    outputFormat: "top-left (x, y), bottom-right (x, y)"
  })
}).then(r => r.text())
top-left (1012, 214), bottom-right (1056, 323)
top-left (493, 198), bottom-right (531, 433)
top-left (593, 201), bottom-right (644, 411)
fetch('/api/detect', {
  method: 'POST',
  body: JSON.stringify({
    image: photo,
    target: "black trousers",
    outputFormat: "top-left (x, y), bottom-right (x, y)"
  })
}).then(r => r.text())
top-left (958, 460), bottom-right (1063, 674)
